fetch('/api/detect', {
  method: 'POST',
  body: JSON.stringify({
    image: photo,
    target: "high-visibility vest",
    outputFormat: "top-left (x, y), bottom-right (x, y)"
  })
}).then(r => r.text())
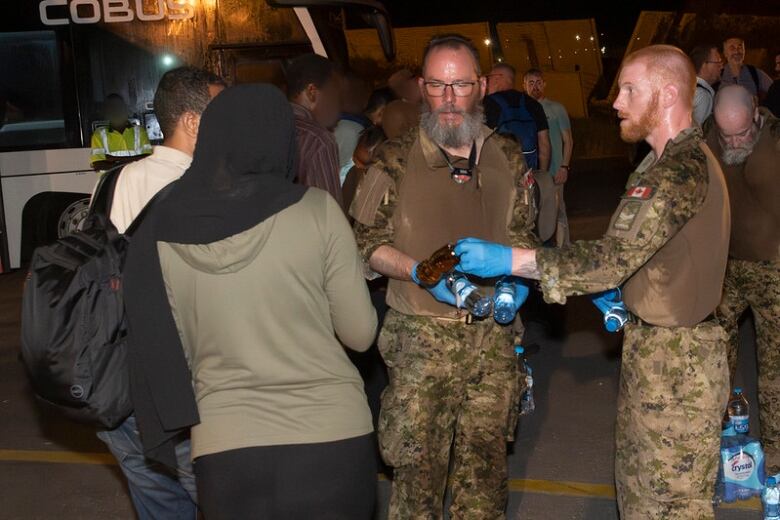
top-left (90, 124), bottom-right (152, 164)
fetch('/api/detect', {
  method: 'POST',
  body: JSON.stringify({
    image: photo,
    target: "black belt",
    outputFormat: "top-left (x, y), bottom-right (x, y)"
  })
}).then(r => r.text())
top-left (629, 312), bottom-right (717, 328)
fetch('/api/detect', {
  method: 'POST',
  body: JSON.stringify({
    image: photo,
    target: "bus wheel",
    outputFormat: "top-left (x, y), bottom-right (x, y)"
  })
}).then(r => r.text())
top-left (56, 197), bottom-right (91, 238)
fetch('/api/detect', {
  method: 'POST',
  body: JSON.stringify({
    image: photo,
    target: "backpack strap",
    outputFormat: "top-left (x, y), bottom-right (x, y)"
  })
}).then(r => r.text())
top-left (89, 165), bottom-right (124, 219)
top-left (491, 93), bottom-right (511, 129)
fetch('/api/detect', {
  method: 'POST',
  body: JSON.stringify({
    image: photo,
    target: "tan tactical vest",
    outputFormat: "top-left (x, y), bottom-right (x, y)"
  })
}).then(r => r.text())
top-left (387, 129), bottom-right (518, 317)
top-left (623, 142), bottom-right (731, 327)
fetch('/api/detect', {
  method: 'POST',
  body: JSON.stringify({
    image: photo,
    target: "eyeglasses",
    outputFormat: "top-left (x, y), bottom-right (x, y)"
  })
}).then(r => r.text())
top-left (423, 81), bottom-right (477, 97)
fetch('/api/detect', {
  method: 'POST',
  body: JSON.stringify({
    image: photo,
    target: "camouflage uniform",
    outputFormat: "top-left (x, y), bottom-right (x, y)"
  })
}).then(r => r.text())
top-left (719, 260), bottom-right (780, 472)
top-left (352, 126), bottom-right (537, 519)
top-left (378, 309), bottom-right (522, 519)
top-left (536, 127), bottom-right (730, 519)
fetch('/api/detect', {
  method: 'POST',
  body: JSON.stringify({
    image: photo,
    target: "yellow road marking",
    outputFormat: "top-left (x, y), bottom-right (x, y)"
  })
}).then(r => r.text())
top-left (0, 449), bottom-right (116, 466)
top-left (0, 449), bottom-right (762, 511)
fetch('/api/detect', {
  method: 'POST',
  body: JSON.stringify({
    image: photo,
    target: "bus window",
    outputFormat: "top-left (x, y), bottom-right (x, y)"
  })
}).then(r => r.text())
top-left (0, 31), bottom-right (67, 150)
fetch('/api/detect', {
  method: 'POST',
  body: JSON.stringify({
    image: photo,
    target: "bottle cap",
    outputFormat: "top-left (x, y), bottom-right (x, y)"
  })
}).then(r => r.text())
top-left (514, 345), bottom-right (524, 355)
top-left (768, 476), bottom-right (776, 486)
top-left (734, 387), bottom-right (743, 394)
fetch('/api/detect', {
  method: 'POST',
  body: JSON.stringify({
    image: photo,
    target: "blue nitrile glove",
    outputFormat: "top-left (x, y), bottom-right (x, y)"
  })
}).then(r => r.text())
top-left (591, 289), bottom-right (622, 314)
top-left (426, 276), bottom-right (458, 307)
top-left (591, 288), bottom-right (628, 332)
top-left (514, 279), bottom-right (531, 311)
top-left (411, 262), bottom-right (422, 285)
top-left (454, 238), bottom-right (513, 278)
top-left (412, 262), bottom-right (457, 306)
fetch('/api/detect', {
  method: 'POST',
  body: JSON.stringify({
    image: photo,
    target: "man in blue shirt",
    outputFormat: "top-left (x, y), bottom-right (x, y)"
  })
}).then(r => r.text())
top-left (524, 69), bottom-right (573, 246)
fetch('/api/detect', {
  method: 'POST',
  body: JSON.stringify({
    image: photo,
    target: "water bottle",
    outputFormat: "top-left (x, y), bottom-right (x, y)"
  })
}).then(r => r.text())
top-left (446, 273), bottom-right (492, 318)
top-left (764, 476), bottom-right (780, 520)
top-left (728, 388), bottom-right (750, 434)
top-left (515, 346), bottom-right (535, 415)
top-left (591, 288), bottom-right (629, 332)
top-left (494, 278), bottom-right (517, 324)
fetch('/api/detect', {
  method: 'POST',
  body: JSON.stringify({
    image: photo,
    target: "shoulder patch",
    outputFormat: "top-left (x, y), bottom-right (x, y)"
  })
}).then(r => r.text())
top-left (624, 186), bottom-right (655, 200)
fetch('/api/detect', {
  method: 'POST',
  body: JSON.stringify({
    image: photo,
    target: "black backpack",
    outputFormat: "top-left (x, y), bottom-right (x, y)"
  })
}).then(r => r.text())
top-left (20, 166), bottom-right (148, 429)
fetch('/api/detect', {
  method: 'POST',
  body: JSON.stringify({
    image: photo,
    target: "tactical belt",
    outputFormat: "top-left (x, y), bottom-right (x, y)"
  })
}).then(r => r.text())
top-left (628, 312), bottom-right (717, 328)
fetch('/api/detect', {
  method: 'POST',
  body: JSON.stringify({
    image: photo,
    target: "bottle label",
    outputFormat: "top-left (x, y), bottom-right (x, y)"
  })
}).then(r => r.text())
top-left (724, 452), bottom-right (755, 482)
top-left (731, 415), bottom-right (749, 433)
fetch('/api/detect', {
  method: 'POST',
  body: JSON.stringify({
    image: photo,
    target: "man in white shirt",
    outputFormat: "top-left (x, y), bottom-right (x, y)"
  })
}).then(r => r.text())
top-left (97, 66), bottom-right (225, 520)
top-left (689, 44), bottom-right (723, 126)
top-left (111, 69), bottom-right (225, 232)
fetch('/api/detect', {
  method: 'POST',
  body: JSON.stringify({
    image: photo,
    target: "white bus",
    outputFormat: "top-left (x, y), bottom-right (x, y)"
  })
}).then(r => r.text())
top-left (0, 0), bottom-right (394, 272)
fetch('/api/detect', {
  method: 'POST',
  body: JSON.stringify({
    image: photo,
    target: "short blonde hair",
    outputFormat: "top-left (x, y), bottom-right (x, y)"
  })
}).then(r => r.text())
top-left (623, 45), bottom-right (696, 108)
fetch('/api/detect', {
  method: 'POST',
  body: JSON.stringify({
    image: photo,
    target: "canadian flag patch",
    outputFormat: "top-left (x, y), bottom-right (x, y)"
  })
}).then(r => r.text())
top-left (625, 186), bottom-right (655, 200)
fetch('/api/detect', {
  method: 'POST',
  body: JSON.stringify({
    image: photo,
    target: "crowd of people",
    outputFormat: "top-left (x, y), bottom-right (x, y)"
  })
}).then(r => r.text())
top-left (85, 31), bottom-right (779, 520)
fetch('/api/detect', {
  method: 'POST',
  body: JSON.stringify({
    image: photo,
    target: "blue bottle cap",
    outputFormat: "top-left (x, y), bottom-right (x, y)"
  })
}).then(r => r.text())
top-left (514, 345), bottom-right (524, 355)
top-left (734, 387), bottom-right (743, 394)
top-left (768, 476), bottom-right (777, 486)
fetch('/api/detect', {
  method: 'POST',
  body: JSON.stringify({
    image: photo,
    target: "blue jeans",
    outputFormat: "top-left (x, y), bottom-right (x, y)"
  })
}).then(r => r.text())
top-left (97, 415), bottom-right (198, 520)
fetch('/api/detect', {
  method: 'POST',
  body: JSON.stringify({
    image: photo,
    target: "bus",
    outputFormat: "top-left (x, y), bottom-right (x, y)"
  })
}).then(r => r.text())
top-left (0, 0), bottom-right (394, 272)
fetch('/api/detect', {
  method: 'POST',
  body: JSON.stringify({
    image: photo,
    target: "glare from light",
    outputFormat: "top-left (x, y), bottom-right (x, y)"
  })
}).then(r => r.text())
top-left (497, 57), bottom-right (503, 62)
top-left (601, 46), bottom-right (606, 54)
top-left (162, 54), bottom-right (175, 67)
top-left (575, 34), bottom-right (581, 41)
top-left (484, 38), bottom-right (492, 46)
top-left (590, 36), bottom-right (595, 42)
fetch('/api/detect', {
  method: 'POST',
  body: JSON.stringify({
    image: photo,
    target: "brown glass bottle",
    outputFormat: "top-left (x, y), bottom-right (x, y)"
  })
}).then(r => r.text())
top-left (416, 243), bottom-right (459, 286)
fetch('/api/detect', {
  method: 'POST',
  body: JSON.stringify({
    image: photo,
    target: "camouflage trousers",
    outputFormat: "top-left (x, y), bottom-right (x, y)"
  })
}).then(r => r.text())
top-left (377, 309), bottom-right (522, 520)
top-left (615, 320), bottom-right (729, 520)
top-left (719, 259), bottom-right (780, 473)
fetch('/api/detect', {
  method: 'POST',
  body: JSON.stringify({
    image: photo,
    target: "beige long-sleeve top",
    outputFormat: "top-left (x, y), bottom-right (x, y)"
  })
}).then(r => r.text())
top-left (158, 188), bottom-right (377, 459)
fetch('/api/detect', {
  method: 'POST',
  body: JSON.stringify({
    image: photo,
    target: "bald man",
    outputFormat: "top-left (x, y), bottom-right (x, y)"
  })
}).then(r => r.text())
top-left (707, 85), bottom-right (780, 473)
top-left (456, 45), bottom-right (731, 519)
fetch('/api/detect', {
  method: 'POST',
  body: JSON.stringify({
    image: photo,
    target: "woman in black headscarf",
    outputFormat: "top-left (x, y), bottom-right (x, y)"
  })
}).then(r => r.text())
top-left (124, 84), bottom-right (378, 519)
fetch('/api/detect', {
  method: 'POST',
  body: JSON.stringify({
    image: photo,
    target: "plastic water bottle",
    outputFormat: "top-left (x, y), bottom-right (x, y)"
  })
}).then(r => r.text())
top-left (728, 388), bottom-right (750, 434)
top-left (591, 288), bottom-right (629, 332)
top-left (494, 278), bottom-right (517, 324)
top-left (763, 476), bottom-right (780, 520)
top-left (515, 346), bottom-right (535, 415)
top-left (446, 273), bottom-right (492, 318)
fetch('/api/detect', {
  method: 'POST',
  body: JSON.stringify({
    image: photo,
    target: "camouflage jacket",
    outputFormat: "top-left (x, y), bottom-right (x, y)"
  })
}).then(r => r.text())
top-left (536, 127), bottom-right (712, 304)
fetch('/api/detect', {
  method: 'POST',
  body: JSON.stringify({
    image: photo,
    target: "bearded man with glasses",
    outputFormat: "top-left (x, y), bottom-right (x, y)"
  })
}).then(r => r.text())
top-left (350, 34), bottom-right (540, 519)
top-left (706, 84), bottom-right (780, 475)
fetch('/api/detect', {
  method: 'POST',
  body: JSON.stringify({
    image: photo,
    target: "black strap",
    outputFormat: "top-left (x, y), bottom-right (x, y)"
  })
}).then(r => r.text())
top-left (89, 165), bottom-right (125, 219)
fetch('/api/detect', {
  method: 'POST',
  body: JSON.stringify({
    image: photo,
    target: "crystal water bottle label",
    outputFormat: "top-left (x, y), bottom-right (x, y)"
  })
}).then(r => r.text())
top-left (725, 452), bottom-right (755, 482)
top-left (731, 415), bottom-right (749, 434)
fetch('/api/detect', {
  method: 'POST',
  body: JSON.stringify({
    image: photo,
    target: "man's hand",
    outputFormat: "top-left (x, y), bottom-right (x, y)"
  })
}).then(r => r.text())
top-left (454, 238), bottom-right (512, 278)
top-left (553, 166), bottom-right (568, 185)
top-left (425, 276), bottom-right (457, 306)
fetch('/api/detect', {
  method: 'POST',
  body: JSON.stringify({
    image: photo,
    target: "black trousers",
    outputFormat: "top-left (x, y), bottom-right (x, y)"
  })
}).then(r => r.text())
top-left (194, 434), bottom-right (376, 520)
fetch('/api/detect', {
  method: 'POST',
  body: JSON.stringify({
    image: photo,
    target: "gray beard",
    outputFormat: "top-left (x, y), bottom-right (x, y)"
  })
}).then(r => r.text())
top-left (721, 140), bottom-right (757, 165)
top-left (420, 102), bottom-right (485, 149)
